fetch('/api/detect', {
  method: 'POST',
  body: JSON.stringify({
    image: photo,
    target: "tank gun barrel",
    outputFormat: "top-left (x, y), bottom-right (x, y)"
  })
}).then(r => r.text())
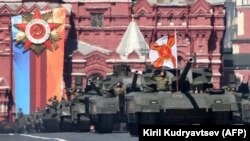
top-left (130, 71), bottom-right (139, 91)
top-left (90, 82), bottom-right (103, 96)
top-left (178, 57), bottom-right (194, 83)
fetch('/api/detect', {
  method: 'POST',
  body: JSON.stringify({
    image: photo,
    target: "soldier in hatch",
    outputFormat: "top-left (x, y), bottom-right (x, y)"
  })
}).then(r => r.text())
top-left (113, 81), bottom-right (125, 97)
top-left (17, 108), bottom-right (23, 118)
top-left (93, 77), bottom-right (103, 90)
top-left (85, 79), bottom-right (92, 92)
top-left (112, 81), bottom-right (126, 115)
top-left (48, 95), bottom-right (59, 109)
top-left (67, 88), bottom-right (76, 100)
top-left (154, 71), bottom-right (169, 91)
top-left (75, 88), bottom-right (82, 96)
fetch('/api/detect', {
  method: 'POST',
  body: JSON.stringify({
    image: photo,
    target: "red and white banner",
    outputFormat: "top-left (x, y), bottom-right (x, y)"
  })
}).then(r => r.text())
top-left (149, 33), bottom-right (178, 69)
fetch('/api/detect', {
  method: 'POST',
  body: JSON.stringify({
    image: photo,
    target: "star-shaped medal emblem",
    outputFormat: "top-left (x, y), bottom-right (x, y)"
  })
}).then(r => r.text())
top-left (14, 9), bottom-right (61, 55)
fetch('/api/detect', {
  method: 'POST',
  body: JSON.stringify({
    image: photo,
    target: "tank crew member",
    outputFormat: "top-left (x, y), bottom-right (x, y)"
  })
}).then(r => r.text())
top-left (45, 104), bottom-right (50, 114)
top-left (85, 79), bottom-right (92, 92)
top-left (113, 81), bottom-right (126, 114)
top-left (93, 77), bottom-right (103, 90)
top-left (113, 81), bottom-right (125, 97)
top-left (70, 88), bottom-right (81, 100)
top-left (34, 114), bottom-right (42, 133)
top-left (17, 108), bottom-right (23, 118)
top-left (26, 117), bottom-right (32, 133)
top-left (68, 88), bottom-right (76, 100)
top-left (154, 71), bottom-right (169, 91)
top-left (60, 96), bottom-right (67, 107)
top-left (48, 95), bottom-right (59, 109)
top-left (75, 88), bottom-right (82, 96)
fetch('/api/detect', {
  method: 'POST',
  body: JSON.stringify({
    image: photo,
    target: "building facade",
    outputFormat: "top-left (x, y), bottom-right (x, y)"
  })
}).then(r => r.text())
top-left (223, 0), bottom-right (250, 88)
top-left (0, 0), bottom-right (225, 119)
top-left (66, 0), bottom-right (225, 89)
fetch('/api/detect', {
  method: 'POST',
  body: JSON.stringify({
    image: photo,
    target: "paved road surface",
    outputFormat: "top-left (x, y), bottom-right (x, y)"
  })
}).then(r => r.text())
top-left (0, 132), bottom-right (138, 141)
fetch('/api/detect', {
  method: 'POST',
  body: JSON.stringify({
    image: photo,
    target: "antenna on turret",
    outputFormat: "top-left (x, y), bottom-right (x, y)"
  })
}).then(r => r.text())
top-left (9, 20), bottom-right (14, 122)
top-left (174, 28), bottom-right (179, 92)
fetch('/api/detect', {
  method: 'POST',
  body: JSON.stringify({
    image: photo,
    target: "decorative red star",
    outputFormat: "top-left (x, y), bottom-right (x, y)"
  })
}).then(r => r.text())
top-left (15, 9), bottom-right (61, 52)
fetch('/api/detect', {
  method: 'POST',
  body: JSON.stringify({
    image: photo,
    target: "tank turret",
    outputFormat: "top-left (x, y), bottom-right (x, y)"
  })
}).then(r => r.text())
top-left (131, 71), bottom-right (138, 90)
top-left (125, 57), bottom-right (238, 136)
top-left (126, 71), bottom-right (140, 93)
top-left (192, 68), bottom-right (213, 93)
top-left (86, 64), bottom-right (139, 133)
top-left (90, 81), bottom-right (103, 96)
top-left (102, 64), bottom-right (138, 92)
top-left (179, 58), bottom-right (194, 83)
top-left (234, 76), bottom-right (250, 124)
top-left (171, 57), bottom-right (194, 92)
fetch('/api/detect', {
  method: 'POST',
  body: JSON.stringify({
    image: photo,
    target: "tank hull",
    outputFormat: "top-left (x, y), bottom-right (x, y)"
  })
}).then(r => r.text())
top-left (126, 92), bottom-right (238, 135)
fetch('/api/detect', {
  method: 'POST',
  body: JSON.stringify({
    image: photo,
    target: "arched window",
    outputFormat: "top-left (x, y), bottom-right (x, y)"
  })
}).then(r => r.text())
top-left (75, 76), bottom-right (83, 89)
top-left (181, 15), bottom-right (186, 26)
top-left (157, 16), bottom-right (162, 26)
top-left (168, 14), bottom-right (174, 26)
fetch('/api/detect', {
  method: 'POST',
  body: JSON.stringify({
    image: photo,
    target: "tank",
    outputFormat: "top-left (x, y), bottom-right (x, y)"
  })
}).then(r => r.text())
top-left (58, 96), bottom-right (73, 132)
top-left (0, 113), bottom-right (36, 133)
top-left (13, 109), bottom-right (36, 133)
top-left (230, 75), bottom-right (250, 124)
top-left (0, 120), bottom-right (17, 133)
top-left (17, 100), bottom-right (70, 133)
top-left (238, 76), bottom-right (250, 124)
top-left (70, 88), bottom-right (92, 132)
top-left (30, 111), bottom-right (44, 133)
top-left (2, 111), bottom-right (41, 134)
top-left (57, 88), bottom-right (90, 132)
top-left (126, 58), bottom-right (238, 135)
top-left (86, 64), bottom-right (140, 133)
top-left (41, 103), bottom-right (60, 132)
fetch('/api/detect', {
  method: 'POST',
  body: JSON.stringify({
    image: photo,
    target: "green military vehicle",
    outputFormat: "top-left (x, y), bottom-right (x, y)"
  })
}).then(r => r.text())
top-left (126, 58), bottom-right (238, 135)
top-left (84, 64), bottom-right (140, 133)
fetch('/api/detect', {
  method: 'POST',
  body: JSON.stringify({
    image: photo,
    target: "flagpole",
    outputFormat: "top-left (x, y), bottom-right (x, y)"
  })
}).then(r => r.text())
top-left (9, 20), bottom-right (13, 122)
top-left (174, 30), bottom-right (179, 92)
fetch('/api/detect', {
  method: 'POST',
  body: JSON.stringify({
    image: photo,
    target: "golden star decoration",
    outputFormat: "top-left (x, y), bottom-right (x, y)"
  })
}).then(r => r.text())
top-left (14, 9), bottom-right (61, 55)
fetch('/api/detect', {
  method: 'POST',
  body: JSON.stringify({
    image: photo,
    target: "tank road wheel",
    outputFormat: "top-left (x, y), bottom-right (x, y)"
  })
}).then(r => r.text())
top-left (127, 123), bottom-right (138, 136)
top-left (95, 114), bottom-right (114, 133)
top-left (44, 119), bottom-right (60, 132)
top-left (60, 117), bottom-right (73, 132)
top-left (77, 117), bottom-right (90, 132)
